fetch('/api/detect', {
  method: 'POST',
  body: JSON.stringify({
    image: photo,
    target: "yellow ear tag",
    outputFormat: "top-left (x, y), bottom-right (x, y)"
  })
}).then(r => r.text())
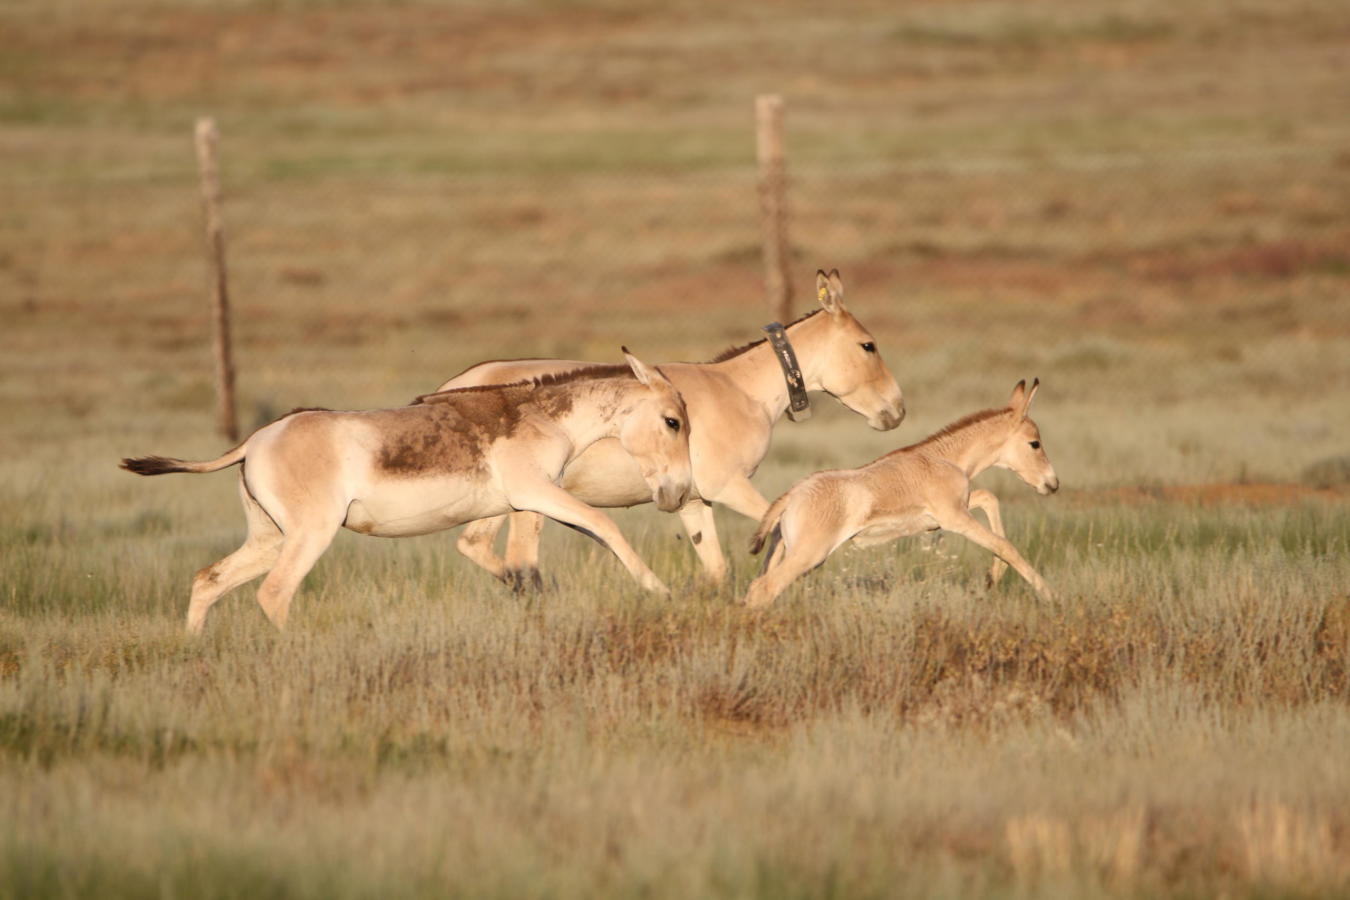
top-left (817, 285), bottom-right (828, 303)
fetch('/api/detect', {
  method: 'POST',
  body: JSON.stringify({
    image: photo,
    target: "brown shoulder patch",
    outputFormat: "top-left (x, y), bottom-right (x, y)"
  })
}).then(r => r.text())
top-left (378, 390), bottom-right (530, 476)
top-left (385, 370), bottom-right (644, 477)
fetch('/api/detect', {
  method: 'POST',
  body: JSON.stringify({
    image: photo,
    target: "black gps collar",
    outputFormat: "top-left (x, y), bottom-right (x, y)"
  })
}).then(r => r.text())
top-left (762, 322), bottom-right (811, 422)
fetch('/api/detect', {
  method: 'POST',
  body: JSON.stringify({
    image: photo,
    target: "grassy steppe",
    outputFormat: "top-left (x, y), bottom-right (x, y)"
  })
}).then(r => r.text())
top-left (3, 0), bottom-right (1350, 896)
top-left (3, 496), bottom-right (1349, 897)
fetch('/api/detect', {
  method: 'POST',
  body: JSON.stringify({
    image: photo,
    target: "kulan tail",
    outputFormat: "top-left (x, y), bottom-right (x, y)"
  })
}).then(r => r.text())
top-left (120, 442), bottom-right (247, 476)
top-left (748, 492), bottom-right (792, 555)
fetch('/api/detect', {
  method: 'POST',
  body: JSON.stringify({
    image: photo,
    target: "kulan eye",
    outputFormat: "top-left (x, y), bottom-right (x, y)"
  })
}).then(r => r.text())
top-left (1029, 440), bottom-right (1041, 450)
top-left (664, 417), bottom-right (681, 432)
top-left (860, 342), bottom-right (876, 353)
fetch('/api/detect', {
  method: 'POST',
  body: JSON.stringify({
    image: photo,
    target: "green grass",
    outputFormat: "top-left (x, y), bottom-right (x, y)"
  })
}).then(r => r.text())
top-left (2, 494), bottom-right (1349, 898)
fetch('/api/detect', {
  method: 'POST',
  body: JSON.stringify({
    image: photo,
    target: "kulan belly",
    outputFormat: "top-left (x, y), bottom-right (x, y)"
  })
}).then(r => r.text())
top-left (559, 439), bottom-right (652, 508)
top-left (850, 511), bottom-right (940, 548)
top-left (343, 478), bottom-right (507, 538)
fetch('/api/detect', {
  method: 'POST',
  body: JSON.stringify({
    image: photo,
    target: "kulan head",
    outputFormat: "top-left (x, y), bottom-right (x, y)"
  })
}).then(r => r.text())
top-left (809, 269), bottom-right (906, 431)
top-left (617, 348), bottom-right (693, 513)
top-left (993, 378), bottom-right (1059, 495)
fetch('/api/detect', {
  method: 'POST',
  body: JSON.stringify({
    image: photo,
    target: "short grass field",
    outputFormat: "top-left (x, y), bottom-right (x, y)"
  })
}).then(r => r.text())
top-left (3, 0), bottom-right (1350, 897)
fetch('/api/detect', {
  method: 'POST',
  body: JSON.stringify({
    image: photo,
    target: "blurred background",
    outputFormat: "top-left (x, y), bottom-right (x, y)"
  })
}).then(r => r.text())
top-left (6, 6), bottom-right (1350, 892)
top-left (3, 0), bottom-right (1348, 502)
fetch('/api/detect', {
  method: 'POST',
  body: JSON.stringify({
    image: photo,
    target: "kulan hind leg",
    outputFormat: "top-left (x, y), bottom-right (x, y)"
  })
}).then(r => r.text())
top-left (742, 514), bottom-right (840, 609)
top-left (186, 476), bottom-right (284, 635)
top-left (502, 511), bottom-right (546, 593)
top-left (250, 494), bottom-right (346, 631)
top-left (967, 489), bottom-right (1009, 587)
top-left (456, 516), bottom-right (508, 582)
top-left (253, 526), bottom-right (340, 631)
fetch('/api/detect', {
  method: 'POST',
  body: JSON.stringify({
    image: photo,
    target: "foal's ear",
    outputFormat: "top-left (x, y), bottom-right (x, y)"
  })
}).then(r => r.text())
top-left (816, 269), bottom-right (846, 315)
top-left (1009, 377), bottom-right (1041, 420)
top-left (621, 346), bottom-right (668, 388)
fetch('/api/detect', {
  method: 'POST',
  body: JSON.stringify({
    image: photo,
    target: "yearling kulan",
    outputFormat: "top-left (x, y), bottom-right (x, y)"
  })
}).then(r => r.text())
top-left (745, 379), bottom-right (1058, 608)
top-left (439, 270), bottom-right (905, 589)
top-left (121, 351), bottom-right (691, 633)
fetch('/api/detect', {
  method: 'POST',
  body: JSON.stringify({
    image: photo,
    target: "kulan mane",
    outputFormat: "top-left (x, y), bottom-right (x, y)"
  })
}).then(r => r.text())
top-left (900, 407), bottom-right (1008, 452)
top-left (412, 364), bottom-right (636, 405)
top-left (707, 309), bottom-right (823, 363)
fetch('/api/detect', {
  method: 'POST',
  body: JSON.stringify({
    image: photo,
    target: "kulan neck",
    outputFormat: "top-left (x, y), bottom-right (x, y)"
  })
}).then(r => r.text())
top-left (921, 412), bottom-right (1011, 479)
top-left (711, 314), bottom-right (825, 423)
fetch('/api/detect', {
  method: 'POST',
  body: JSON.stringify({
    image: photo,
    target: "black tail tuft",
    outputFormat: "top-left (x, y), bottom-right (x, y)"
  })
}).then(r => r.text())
top-left (121, 456), bottom-right (185, 476)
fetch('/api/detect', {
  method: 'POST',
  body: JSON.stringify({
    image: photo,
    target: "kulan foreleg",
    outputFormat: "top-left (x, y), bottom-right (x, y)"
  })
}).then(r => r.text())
top-left (677, 499), bottom-right (728, 585)
top-left (966, 489), bottom-right (1008, 587)
top-left (505, 479), bottom-right (669, 596)
top-left (936, 505), bottom-right (1053, 601)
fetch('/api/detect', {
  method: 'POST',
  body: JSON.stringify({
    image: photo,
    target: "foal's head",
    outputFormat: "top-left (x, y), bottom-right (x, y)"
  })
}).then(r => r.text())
top-left (992, 379), bottom-right (1059, 496)
top-left (805, 270), bottom-right (906, 431)
top-left (617, 349), bottom-right (693, 512)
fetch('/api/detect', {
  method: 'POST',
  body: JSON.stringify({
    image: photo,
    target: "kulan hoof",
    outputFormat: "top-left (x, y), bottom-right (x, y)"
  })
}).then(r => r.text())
top-left (504, 568), bottom-right (545, 594)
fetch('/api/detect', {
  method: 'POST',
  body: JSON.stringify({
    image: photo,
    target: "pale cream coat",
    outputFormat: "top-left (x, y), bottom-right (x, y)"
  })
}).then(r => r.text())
top-left (438, 270), bottom-right (906, 589)
top-left (123, 353), bottom-right (691, 633)
top-left (744, 380), bottom-right (1058, 608)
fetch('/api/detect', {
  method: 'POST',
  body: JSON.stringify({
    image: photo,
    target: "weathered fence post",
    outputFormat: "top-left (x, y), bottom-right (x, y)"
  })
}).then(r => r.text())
top-left (755, 94), bottom-right (792, 323)
top-left (194, 117), bottom-right (239, 443)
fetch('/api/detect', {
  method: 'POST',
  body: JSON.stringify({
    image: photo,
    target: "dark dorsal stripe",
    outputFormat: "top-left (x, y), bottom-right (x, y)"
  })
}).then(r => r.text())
top-left (412, 364), bottom-right (637, 406)
top-left (707, 309), bottom-right (823, 363)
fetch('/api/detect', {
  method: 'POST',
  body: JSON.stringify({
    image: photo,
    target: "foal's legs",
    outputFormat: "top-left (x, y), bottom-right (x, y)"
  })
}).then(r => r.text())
top-left (742, 512), bottom-right (838, 609)
top-left (742, 538), bottom-right (835, 608)
top-left (966, 489), bottom-right (1008, 586)
top-left (186, 477), bottom-right (284, 634)
top-left (934, 505), bottom-right (1052, 600)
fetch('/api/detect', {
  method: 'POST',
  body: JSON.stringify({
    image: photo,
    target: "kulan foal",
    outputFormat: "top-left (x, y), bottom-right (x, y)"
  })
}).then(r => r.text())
top-left (122, 351), bottom-right (691, 633)
top-left (744, 379), bottom-right (1058, 608)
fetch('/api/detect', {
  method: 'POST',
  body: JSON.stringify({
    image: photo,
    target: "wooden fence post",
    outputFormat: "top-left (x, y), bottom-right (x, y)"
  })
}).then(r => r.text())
top-left (755, 94), bottom-right (792, 323)
top-left (194, 117), bottom-right (239, 443)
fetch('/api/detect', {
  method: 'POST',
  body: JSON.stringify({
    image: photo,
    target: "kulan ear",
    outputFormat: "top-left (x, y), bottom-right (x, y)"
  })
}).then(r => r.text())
top-left (1023, 377), bottom-right (1041, 417)
top-left (1010, 377), bottom-right (1041, 420)
top-left (816, 268), bottom-right (846, 316)
top-left (622, 346), bottom-right (667, 388)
